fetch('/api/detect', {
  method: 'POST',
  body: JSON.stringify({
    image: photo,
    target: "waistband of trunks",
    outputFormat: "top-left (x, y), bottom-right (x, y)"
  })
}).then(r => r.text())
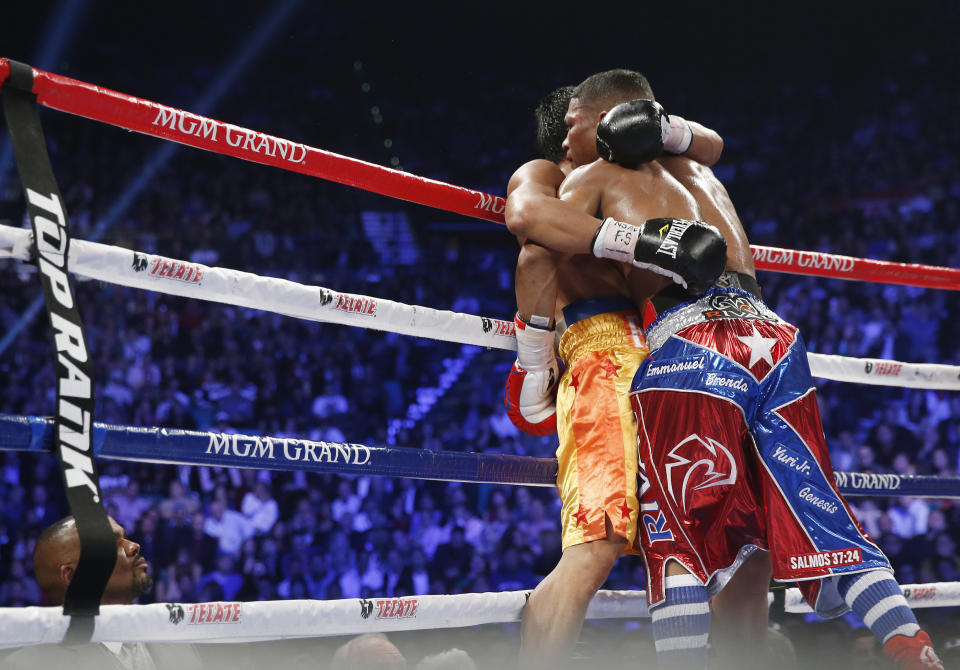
top-left (558, 304), bottom-right (645, 367)
top-left (722, 271), bottom-right (763, 299)
top-left (645, 286), bottom-right (781, 352)
top-left (651, 271), bottom-right (762, 313)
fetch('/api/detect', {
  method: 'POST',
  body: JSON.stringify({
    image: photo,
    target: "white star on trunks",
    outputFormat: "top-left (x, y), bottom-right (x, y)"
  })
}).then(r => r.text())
top-left (737, 324), bottom-right (778, 368)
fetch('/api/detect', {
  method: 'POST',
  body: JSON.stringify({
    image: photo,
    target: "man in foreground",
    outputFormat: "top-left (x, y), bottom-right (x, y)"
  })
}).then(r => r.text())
top-left (2, 515), bottom-right (202, 670)
top-left (33, 515), bottom-right (154, 607)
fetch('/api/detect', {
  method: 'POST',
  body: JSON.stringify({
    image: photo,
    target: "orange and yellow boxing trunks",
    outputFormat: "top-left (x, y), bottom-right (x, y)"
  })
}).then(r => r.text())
top-left (555, 298), bottom-right (648, 553)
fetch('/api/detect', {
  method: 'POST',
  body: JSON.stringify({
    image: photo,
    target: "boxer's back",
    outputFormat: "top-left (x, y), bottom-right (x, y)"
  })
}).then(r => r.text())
top-left (554, 159), bottom-right (701, 312)
top-left (588, 159), bottom-right (702, 308)
top-left (657, 156), bottom-right (755, 276)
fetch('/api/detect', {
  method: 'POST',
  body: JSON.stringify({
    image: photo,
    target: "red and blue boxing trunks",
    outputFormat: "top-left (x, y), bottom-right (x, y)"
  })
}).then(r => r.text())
top-left (632, 287), bottom-right (891, 617)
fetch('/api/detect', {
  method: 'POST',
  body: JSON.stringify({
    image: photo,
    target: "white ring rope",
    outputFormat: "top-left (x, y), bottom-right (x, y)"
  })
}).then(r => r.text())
top-left (2, 224), bottom-right (959, 390)
top-left (1, 583), bottom-right (957, 648)
top-left (0, 224), bottom-right (517, 350)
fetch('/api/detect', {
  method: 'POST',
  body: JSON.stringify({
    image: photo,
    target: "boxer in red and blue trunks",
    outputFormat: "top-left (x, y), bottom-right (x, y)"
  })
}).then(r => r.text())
top-left (625, 147), bottom-right (943, 670)
top-left (584, 95), bottom-right (941, 669)
top-left (633, 280), bottom-right (892, 606)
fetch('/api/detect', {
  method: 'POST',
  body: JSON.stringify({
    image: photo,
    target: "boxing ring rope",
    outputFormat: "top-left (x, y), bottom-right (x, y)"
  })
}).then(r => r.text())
top-left (2, 57), bottom-right (960, 292)
top-left (2, 414), bottom-right (959, 499)
top-left (2, 224), bottom-right (960, 391)
top-left (2, 582), bottom-right (959, 648)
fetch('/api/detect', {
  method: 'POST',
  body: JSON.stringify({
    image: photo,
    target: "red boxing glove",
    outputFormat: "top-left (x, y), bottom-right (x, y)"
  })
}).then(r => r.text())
top-left (504, 314), bottom-right (559, 436)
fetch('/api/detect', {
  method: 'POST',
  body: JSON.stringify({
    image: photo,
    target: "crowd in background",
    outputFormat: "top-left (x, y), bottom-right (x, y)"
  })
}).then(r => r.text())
top-left (0, 37), bottom-right (959, 667)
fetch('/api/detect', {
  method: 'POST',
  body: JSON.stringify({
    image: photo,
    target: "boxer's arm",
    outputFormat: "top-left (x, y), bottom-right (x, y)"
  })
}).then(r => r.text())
top-left (561, 163), bottom-right (726, 292)
top-left (597, 100), bottom-right (723, 168)
top-left (505, 161), bottom-right (564, 436)
top-left (505, 159), bottom-right (602, 254)
top-left (683, 120), bottom-right (723, 167)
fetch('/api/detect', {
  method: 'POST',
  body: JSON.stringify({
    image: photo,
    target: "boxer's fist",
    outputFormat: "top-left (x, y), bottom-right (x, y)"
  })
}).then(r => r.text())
top-left (596, 99), bottom-right (667, 167)
top-left (504, 360), bottom-right (558, 436)
top-left (597, 99), bottom-right (694, 167)
top-left (631, 218), bottom-right (727, 295)
top-left (503, 315), bottom-right (559, 436)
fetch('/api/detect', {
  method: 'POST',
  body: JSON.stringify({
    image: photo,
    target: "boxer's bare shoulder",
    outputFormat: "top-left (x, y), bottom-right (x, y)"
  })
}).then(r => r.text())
top-left (657, 155), bottom-right (755, 276)
top-left (507, 159), bottom-right (565, 197)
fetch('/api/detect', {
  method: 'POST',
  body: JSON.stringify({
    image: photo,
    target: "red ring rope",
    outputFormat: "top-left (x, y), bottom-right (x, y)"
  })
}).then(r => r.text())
top-left (2, 58), bottom-right (958, 291)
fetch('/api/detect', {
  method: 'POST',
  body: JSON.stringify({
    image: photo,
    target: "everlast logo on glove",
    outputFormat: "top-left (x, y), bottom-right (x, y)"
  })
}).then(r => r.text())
top-left (655, 220), bottom-right (693, 259)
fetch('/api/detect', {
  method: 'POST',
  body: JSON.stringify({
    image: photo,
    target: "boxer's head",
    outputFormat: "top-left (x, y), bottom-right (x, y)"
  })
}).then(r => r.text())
top-left (535, 85), bottom-right (575, 168)
top-left (563, 69), bottom-right (655, 167)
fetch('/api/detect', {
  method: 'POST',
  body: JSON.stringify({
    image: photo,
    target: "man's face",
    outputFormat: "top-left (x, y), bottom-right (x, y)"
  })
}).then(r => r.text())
top-left (104, 519), bottom-right (153, 604)
top-left (63, 517), bottom-right (153, 604)
top-left (562, 98), bottom-right (603, 167)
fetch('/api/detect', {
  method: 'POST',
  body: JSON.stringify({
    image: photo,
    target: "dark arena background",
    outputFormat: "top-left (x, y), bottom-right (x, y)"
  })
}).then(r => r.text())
top-left (0, 1), bottom-right (958, 669)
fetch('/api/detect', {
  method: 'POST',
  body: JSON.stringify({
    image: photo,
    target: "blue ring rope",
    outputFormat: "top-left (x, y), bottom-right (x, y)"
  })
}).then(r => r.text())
top-left (2, 414), bottom-right (958, 498)
top-left (0, 413), bottom-right (556, 486)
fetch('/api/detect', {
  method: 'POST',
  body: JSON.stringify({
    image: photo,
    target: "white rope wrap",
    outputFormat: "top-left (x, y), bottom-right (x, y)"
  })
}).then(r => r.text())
top-left (806, 353), bottom-right (960, 390)
top-left (0, 225), bottom-right (516, 350)
top-left (2, 224), bottom-right (959, 389)
top-left (1, 583), bottom-right (956, 647)
top-left (0, 590), bottom-right (643, 648)
top-left (783, 581), bottom-right (960, 614)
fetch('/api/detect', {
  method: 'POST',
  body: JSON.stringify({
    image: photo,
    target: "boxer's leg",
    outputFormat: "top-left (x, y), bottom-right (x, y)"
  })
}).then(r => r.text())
top-left (522, 335), bottom-right (644, 667)
top-left (835, 570), bottom-right (943, 670)
top-left (751, 338), bottom-right (942, 669)
top-left (649, 561), bottom-right (710, 670)
top-left (710, 550), bottom-right (772, 670)
top-left (520, 515), bottom-right (624, 666)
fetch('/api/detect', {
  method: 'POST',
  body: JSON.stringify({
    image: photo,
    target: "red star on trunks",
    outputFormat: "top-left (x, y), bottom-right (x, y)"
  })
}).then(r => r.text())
top-left (599, 358), bottom-right (621, 379)
top-left (570, 372), bottom-right (581, 392)
top-left (618, 501), bottom-right (633, 519)
top-left (573, 505), bottom-right (589, 527)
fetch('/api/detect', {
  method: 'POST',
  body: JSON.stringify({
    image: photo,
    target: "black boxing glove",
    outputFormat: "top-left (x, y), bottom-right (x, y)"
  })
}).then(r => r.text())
top-left (597, 99), bottom-right (666, 167)
top-left (596, 99), bottom-right (693, 167)
top-left (591, 217), bottom-right (726, 295)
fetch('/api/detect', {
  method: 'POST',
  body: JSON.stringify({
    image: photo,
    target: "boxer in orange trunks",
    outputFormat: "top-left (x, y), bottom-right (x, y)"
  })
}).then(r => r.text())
top-left (503, 72), bottom-right (725, 667)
